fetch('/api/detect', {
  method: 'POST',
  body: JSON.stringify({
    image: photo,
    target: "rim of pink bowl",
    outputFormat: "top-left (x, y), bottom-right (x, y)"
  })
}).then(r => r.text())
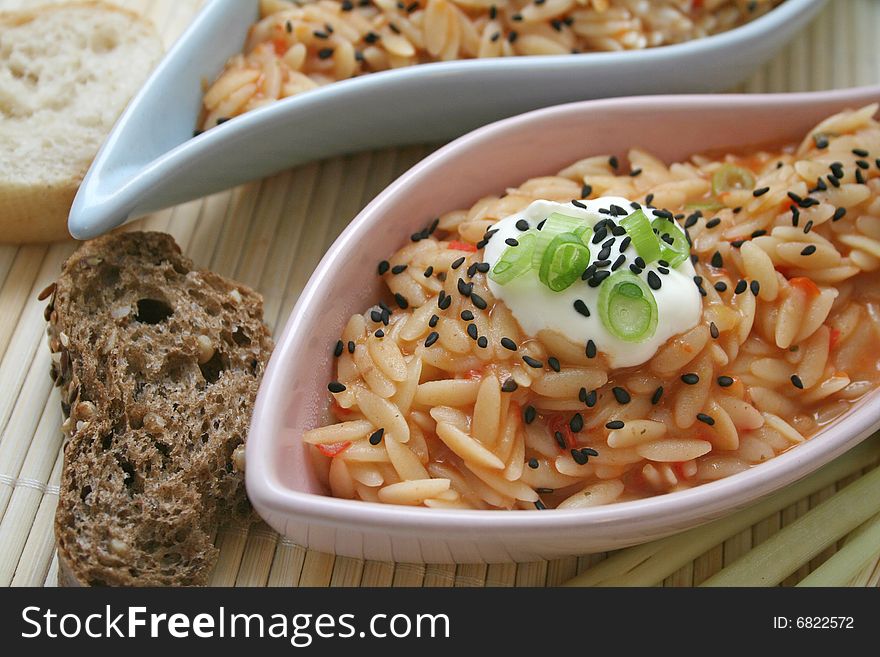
top-left (248, 85), bottom-right (880, 534)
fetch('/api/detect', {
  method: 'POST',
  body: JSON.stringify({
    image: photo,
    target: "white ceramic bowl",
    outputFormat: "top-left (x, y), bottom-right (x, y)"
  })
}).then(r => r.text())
top-left (68, 0), bottom-right (827, 239)
top-left (246, 86), bottom-right (880, 563)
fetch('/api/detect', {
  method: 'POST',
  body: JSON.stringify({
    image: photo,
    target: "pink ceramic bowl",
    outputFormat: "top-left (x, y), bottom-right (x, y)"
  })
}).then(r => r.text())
top-left (247, 86), bottom-right (880, 563)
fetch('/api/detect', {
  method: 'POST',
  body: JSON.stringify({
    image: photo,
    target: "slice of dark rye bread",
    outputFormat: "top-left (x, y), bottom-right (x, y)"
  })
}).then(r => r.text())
top-left (42, 232), bottom-right (272, 586)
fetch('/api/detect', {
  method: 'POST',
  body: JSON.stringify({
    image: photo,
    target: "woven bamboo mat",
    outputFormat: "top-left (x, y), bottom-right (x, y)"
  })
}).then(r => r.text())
top-left (1, 0), bottom-right (879, 588)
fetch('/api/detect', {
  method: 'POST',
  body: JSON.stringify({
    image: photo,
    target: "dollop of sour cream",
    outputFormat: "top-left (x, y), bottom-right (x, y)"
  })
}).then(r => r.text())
top-left (483, 198), bottom-right (702, 368)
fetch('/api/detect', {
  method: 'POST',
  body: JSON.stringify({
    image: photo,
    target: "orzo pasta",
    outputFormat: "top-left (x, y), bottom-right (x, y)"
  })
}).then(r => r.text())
top-left (199, 0), bottom-right (784, 130)
top-left (303, 103), bottom-right (880, 510)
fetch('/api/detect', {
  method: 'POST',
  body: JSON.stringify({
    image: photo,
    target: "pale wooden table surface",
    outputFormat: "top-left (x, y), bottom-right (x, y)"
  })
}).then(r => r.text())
top-left (0, 0), bottom-right (878, 587)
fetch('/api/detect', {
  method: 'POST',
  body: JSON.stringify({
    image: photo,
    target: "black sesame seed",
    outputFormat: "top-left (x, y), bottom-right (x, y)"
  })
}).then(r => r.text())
top-left (451, 257), bottom-right (465, 270)
top-left (597, 246), bottom-right (612, 261)
top-left (791, 374), bottom-right (804, 389)
top-left (429, 314), bottom-right (439, 328)
top-left (569, 413), bottom-right (584, 433)
top-left (647, 271), bottom-right (662, 290)
top-left (548, 357), bottom-right (561, 372)
top-left (467, 263), bottom-right (478, 278)
top-left (423, 266), bottom-right (434, 277)
top-left (476, 262), bottom-right (490, 273)
top-left (609, 155), bottom-right (619, 170)
top-left (585, 390), bottom-right (598, 407)
top-left (705, 217), bottom-right (721, 229)
top-left (528, 458), bottom-right (539, 469)
top-left (830, 162), bottom-right (845, 179)
top-left (461, 310), bottom-right (474, 321)
top-left (832, 207), bottom-right (847, 222)
top-left (750, 280), bottom-right (760, 296)
top-left (791, 205), bottom-right (800, 226)
top-left (731, 240), bottom-right (745, 248)
top-left (501, 378), bottom-right (518, 392)
top-left (471, 293), bottom-right (488, 310)
top-left (425, 332), bottom-right (439, 348)
top-left (524, 405), bottom-right (536, 424)
top-left (753, 186), bottom-right (770, 197)
top-left (317, 47), bottom-right (334, 59)
top-left (505, 238), bottom-right (519, 247)
top-left (684, 214), bottom-right (700, 229)
top-left (645, 193), bottom-right (655, 205)
top-left (814, 134), bottom-right (829, 149)
top-left (681, 373), bottom-right (699, 385)
top-left (522, 355), bottom-right (543, 369)
top-left (856, 168), bottom-right (866, 184)
top-left (709, 251), bottom-right (723, 268)
top-left (333, 340), bottom-right (344, 357)
top-left (611, 254), bottom-right (626, 271)
top-left (853, 148), bottom-right (870, 157)
top-left (366, 428), bottom-right (384, 445)
top-left (800, 244), bottom-right (817, 256)
top-left (466, 324), bottom-right (478, 340)
top-left (629, 263), bottom-right (642, 276)
top-left (734, 280), bottom-right (747, 294)
top-left (515, 219), bottom-right (530, 231)
top-left (634, 256), bottom-right (646, 269)
top-left (714, 281), bottom-right (728, 292)
top-left (391, 264), bottom-right (407, 274)
top-left (606, 420), bottom-right (625, 430)
top-left (378, 260), bottom-right (390, 275)
top-left (347, 341), bottom-right (356, 354)
top-left (585, 339), bottom-right (597, 359)
top-left (507, 30), bottom-right (518, 43)
top-left (571, 449), bottom-right (589, 465)
top-left (857, 159), bottom-right (870, 170)
top-left (536, 219), bottom-right (547, 231)
top-left (717, 375), bottom-right (734, 387)
top-left (696, 413), bottom-right (715, 426)
top-left (571, 199), bottom-right (587, 209)
top-left (394, 292), bottom-right (409, 309)
top-left (709, 322), bottom-right (720, 339)
top-left (612, 386), bottom-right (631, 404)
top-left (658, 266), bottom-right (670, 275)
top-left (328, 381), bottom-right (346, 393)
top-left (751, 230), bottom-right (767, 238)
top-left (827, 174), bottom-right (841, 188)
top-left (573, 300), bottom-right (591, 317)
top-left (651, 386), bottom-right (664, 405)
top-left (581, 264), bottom-right (597, 281)
top-left (457, 279), bottom-right (473, 297)
top-left (500, 337), bottom-right (517, 352)
top-left (629, 168), bottom-right (643, 177)
top-left (369, 311), bottom-right (382, 324)
top-left (554, 431), bottom-right (567, 450)
top-left (477, 336), bottom-right (488, 349)
top-left (590, 270), bottom-right (611, 287)
top-left (618, 235), bottom-right (632, 252)
top-left (534, 500), bottom-right (547, 510)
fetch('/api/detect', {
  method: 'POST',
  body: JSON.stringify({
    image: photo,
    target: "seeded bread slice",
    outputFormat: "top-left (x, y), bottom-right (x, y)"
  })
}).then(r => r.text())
top-left (45, 232), bottom-right (272, 586)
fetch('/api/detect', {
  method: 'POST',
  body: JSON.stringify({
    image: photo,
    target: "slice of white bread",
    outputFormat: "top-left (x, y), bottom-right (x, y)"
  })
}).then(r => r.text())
top-left (0, 2), bottom-right (163, 243)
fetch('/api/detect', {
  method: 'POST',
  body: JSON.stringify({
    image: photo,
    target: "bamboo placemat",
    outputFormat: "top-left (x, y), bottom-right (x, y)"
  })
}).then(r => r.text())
top-left (1, 0), bottom-right (879, 588)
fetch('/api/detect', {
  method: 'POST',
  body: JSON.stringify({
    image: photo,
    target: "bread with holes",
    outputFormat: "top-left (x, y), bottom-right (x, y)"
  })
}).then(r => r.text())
top-left (45, 231), bottom-right (273, 585)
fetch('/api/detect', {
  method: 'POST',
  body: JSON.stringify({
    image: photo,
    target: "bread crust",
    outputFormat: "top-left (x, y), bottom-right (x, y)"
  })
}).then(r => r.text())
top-left (46, 232), bottom-right (272, 586)
top-left (0, 2), bottom-right (162, 244)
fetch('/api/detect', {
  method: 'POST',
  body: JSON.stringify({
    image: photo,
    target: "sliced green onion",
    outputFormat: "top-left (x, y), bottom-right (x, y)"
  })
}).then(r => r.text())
top-left (711, 163), bottom-right (755, 195)
top-left (620, 209), bottom-right (660, 263)
top-left (538, 232), bottom-right (591, 292)
top-left (532, 212), bottom-right (589, 269)
top-left (598, 271), bottom-right (658, 342)
top-left (489, 231), bottom-right (536, 285)
top-left (651, 217), bottom-right (690, 268)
